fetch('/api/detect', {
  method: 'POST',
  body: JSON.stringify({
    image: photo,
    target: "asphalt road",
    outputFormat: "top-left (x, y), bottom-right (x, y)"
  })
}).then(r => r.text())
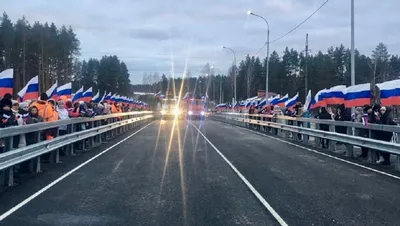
top-left (0, 119), bottom-right (400, 226)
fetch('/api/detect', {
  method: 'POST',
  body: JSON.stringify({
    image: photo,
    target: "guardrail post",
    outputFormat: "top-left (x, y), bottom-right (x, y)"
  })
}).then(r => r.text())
top-left (368, 129), bottom-right (377, 163)
top-left (29, 132), bottom-right (42, 173)
top-left (302, 121), bottom-right (309, 144)
top-left (328, 125), bottom-right (335, 151)
top-left (97, 120), bottom-right (103, 143)
top-left (68, 124), bottom-right (76, 156)
top-left (3, 137), bottom-right (14, 187)
top-left (107, 118), bottom-right (112, 139)
top-left (394, 132), bottom-right (400, 171)
top-left (313, 123), bottom-right (321, 148)
top-left (90, 121), bottom-right (95, 147)
top-left (345, 126), bottom-right (354, 157)
top-left (281, 119), bottom-right (288, 138)
top-left (80, 123), bottom-right (86, 152)
top-left (50, 128), bottom-right (60, 164)
top-left (111, 118), bottom-right (116, 137)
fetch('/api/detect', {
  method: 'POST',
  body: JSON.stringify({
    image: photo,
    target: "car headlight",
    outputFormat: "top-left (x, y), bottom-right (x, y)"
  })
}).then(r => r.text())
top-left (173, 108), bottom-right (180, 115)
top-left (161, 110), bottom-right (166, 115)
top-left (200, 111), bottom-right (205, 116)
top-left (188, 111), bottom-right (193, 115)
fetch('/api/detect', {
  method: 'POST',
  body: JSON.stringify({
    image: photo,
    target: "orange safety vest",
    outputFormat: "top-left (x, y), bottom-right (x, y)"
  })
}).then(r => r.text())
top-left (30, 101), bottom-right (55, 122)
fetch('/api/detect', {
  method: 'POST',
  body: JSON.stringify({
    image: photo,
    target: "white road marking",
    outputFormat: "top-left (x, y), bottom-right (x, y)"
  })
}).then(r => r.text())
top-left (112, 159), bottom-right (124, 173)
top-left (0, 121), bottom-right (155, 221)
top-left (189, 121), bottom-right (289, 226)
top-left (218, 121), bottom-right (400, 181)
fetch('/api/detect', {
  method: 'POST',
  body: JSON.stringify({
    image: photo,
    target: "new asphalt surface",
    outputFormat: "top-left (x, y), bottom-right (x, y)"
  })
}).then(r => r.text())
top-left (0, 119), bottom-right (399, 226)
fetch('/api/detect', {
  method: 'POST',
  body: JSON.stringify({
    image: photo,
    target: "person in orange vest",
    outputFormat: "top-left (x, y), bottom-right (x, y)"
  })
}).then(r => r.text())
top-left (30, 93), bottom-right (56, 122)
top-left (116, 103), bottom-right (122, 113)
top-left (47, 99), bottom-right (59, 122)
top-left (111, 102), bottom-right (122, 120)
top-left (110, 102), bottom-right (117, 114)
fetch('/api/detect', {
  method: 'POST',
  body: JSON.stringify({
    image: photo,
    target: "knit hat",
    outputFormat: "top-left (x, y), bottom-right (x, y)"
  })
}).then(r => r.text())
top-left (3, 93), bottom-right (12, 100)
top-left (0, 98), bottom-right (12, 109)
top-left (12, 100), bottom-right (19, 106)
top-left (19, 102), bottom-right (29, 109)
top-left (39, 92), bottom-right (49, 101)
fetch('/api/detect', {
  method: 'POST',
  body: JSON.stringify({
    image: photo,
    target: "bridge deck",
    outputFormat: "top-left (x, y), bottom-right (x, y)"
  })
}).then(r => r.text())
top-left (0, 120), bottom-right (399, 226)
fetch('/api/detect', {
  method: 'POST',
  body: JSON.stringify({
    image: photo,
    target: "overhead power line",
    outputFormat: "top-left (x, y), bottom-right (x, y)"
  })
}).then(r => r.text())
top-left (256, 0), bottom-right (331, 55)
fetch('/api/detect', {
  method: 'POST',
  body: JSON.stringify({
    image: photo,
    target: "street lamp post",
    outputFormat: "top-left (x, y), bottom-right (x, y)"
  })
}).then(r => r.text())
top-left (248, 10), bottom-right (270, 99)
top-left (350, 0), bottom-right (355, 115)
top-left (222, 45), bottom-right (237, 108)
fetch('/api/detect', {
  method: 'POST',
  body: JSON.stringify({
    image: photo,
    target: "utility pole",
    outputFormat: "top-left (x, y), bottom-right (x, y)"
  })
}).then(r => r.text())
top-left (350, 0), bottom-right (355, 114)
top-left (305, 33), bottom-right (309, 99)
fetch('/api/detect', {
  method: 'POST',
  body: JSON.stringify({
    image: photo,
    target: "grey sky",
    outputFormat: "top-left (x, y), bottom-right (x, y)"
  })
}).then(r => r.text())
top-left (2, 0), bottom-right (400, 84)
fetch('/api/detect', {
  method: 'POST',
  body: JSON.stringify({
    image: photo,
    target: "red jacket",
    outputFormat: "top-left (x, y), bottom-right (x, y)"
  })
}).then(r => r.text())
top-left (67, 108), bottom-right (80, 118)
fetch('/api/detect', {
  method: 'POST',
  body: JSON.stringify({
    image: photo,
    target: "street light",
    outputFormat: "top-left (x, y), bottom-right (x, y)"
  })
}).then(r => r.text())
top-left (247, 10), bottom-right (270, 99)
top-left (221, 45), bottom-right (237, 108)
top-left (350, 0), bottom-right (355, 115)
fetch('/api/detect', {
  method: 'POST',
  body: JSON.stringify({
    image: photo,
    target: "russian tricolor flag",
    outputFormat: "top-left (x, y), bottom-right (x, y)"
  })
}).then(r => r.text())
top-left (258, 98), bottom-right (268, 108)
top-left (285, 93), bottom-right (299, 109)
top-left (344, 83), bottom-right (370, 107)
top-left (244, 99), bottom-right (252, 108)
top-left (0, 69), bottom-right (13, 97)
top-left (57, 82), bottom-right (72, 98)
top-left (378, 79), bottom-right (400, 106)
top-left (269, 95), bottom-right (281, 105)
top-left (46, 81), bottom-right (58, 100)
top-left (110, 94), bottom-right (117, 103)
top-left (275, 94), bottom-right (288, 107)
top-left (18, 76), bottom-right (39, 101)
top-left (322, 85), bottom-right (346, 105)
top-left (303, 90), bottom-right (314, 111)
top-left (72, 86), bottom-right (84, 103)
top-left (99, 92), bottom-right (106, 103)
top-left (81, 87), bottom-right (93, 102)
top-left (311, 89), bottom-right (327, 109)
top-left (92, 91), bottom-right (101, 103)
top-left (104, 92), bottom-right (112, 101)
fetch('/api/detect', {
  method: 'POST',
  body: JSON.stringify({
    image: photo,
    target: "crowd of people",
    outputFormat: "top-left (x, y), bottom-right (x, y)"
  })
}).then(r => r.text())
top-left (0, 92), bottom-right (138, 153)
top-left (245, 102), bottom-right (398, 166)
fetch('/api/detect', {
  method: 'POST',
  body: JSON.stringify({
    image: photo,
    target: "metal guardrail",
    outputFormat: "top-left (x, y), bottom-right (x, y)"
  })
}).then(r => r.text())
top-left (0, 111), bottom-right (154, 187)
top-left (211, 113), bottom-right (400, 171)
top-left (0, 111), bottom-right (153, 139)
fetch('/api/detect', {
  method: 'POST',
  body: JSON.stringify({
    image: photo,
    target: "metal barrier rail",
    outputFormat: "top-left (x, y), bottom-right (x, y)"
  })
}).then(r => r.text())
top-left (211, 113), bottom-right (400, 171)
top-left (0, 111), bottom-right (154, 187)
top-left (0, 111), bottom-right (153, 139)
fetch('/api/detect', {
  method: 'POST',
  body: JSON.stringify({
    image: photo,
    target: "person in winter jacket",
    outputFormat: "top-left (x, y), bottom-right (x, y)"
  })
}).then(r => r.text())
top-left (19, 102), bottom-right (30, 121)
top-left (316, 107), bottom-right (333, 148)
top-left (30, 93), bottom-right (56, 122)
top-left (94, 102), bottom-right (105, 115)
top-left (354, 106), bottom-right (369, 157)
top-left (25, 106), bottom-right (44, 145)
top-left (16, 102), bottom-right (30, 148)
top-left (65, 100), bottom-right (80, 118)
top-left (11, 100), bottom-right (19, 116)
top-left (86, 102), bottom-right (96, 117)
top-left (57, 100), bottom-right (69, 156)
top-left (57, 100), bottom-right (69, 133)
top-left (0, 98), bottom-right (17, 128)
top-left (47, 99), bottom-right (59, 121)
top-left (0, 98), bottom-right (18, 152)
top-left (376, 106), bottom-right (397, 165)
top-left (79, 101), bottom-right (95, 117)
top-left (334, 104), bottom-right (351, 134)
